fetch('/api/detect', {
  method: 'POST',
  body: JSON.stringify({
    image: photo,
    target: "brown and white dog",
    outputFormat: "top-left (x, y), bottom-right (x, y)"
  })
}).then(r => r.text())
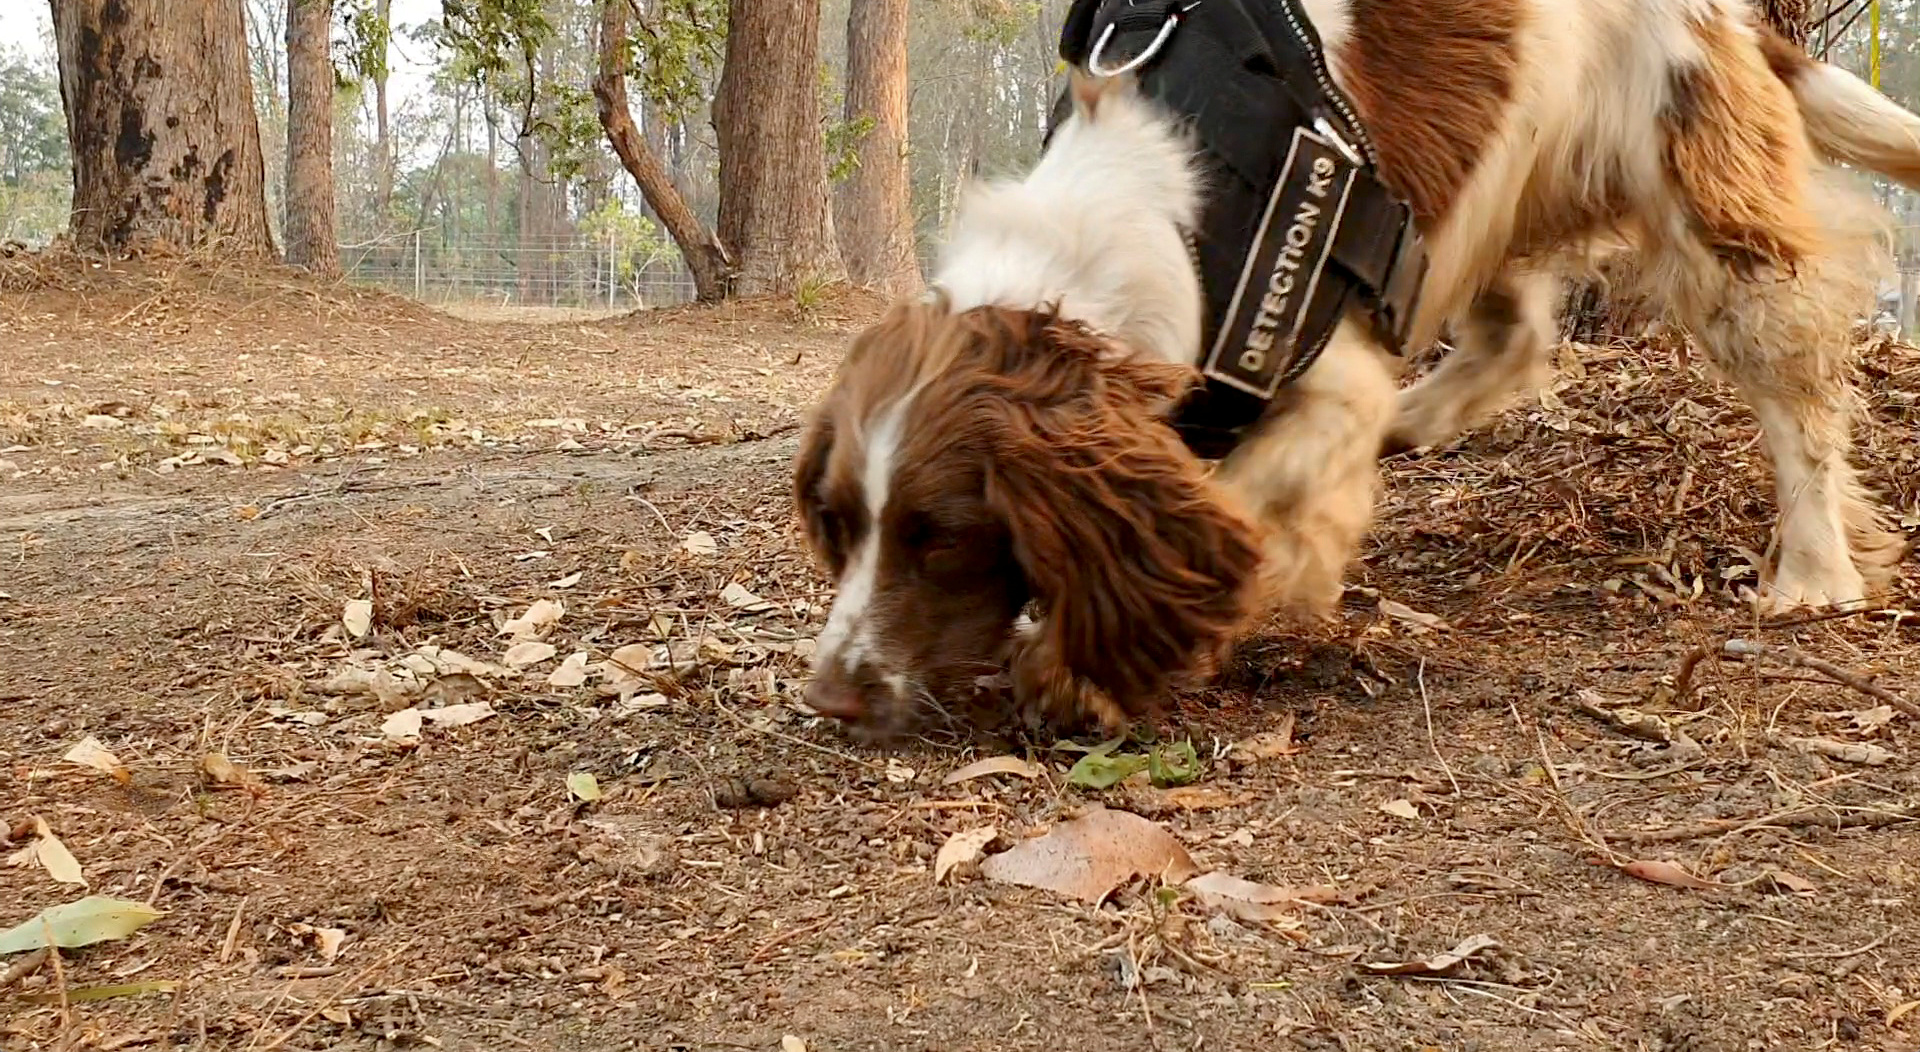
top-left (795, 0), bottom-right (1920, 739)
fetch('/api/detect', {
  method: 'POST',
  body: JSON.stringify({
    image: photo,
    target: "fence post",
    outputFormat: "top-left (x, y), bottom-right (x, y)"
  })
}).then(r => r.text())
top-left (413, 231), bottom-right (423, 300)
top-left (607, 227), bottom-right (618, 310)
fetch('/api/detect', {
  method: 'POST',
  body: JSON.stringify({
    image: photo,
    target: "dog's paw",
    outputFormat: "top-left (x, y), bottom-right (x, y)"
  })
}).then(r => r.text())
top-left (1006, 629), bottom-right (1135, 737)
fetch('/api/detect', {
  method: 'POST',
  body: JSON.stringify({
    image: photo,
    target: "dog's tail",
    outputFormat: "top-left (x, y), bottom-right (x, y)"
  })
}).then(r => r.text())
top-left (1763, 27), bottom-right (1920, 188)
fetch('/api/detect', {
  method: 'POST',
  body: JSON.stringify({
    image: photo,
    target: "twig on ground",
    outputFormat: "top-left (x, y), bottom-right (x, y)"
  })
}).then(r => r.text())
top-left (1721, 639), bottom-right (1918, 718)
top-left (1418, 659), bottom-right (1461, 796)
top-left (1624, 802), bottom-right (1920, 845)
top-left (220, 894), bottom-right (249, 964)
top-left (1765, 733), bottom-right (1893, 767)
top-left (1671, 644), bottom-right (1712, 703)
top-left (0, 948), bottom-right (48, 991)
top-left (1776, 928), bottom-right (1897, 961)
top-left (252, 944), bottom-right (409, 1052)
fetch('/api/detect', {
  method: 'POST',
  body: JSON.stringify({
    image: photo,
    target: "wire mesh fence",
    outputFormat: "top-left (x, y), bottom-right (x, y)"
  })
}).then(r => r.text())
top-left (337, 230), bottom-right (699, 311)
top-left (337, 220), bottom-right (1920, 330)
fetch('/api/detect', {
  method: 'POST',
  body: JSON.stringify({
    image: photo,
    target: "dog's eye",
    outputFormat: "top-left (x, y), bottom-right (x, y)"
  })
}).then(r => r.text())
top-left (901, 513), bottom-right (965, 562)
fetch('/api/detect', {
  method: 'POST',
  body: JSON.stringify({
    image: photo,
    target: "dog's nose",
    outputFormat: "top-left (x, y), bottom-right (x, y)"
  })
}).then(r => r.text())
top-left (803, 675), bottom-right (866, 720)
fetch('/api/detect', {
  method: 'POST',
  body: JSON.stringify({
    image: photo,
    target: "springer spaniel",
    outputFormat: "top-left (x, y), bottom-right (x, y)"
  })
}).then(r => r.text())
top-left (795, 0), bottom-right (1920, 739)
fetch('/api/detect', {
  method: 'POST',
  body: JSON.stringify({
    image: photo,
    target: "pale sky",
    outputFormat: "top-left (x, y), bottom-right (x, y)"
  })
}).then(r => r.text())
top-left (0, 1), bottom-right (439, 99)
top-left (0, 5), bottom-right (54, 64)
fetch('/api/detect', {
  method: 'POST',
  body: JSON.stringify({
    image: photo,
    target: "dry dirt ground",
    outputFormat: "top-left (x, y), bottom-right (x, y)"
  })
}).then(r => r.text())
top-left (2, 256), bottom-right (1918, 1052)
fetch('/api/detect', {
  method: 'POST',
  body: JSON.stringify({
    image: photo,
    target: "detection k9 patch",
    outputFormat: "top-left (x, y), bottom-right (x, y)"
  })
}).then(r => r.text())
top-left (1202, 126), bottom-right (1357, 399)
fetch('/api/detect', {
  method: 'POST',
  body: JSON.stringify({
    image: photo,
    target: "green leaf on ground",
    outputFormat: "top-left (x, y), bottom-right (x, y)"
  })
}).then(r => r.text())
top-left (1147, 740), bottom-right (1201, 787)
top-left (0, 896), bottom-right (164, 955)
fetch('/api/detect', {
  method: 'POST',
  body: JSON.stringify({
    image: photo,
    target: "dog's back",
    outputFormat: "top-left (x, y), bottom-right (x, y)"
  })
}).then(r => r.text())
top-left (932, 74), bottom-right (1207, 370)
top-left (1318, 0), bottom-right (1920, 335)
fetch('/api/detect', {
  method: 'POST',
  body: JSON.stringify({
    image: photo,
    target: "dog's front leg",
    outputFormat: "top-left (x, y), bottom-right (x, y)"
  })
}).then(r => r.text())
top-left (1385, 270), bottom-right (1559, 454)
top-left (1216, 321), bottom-right (1402, 617)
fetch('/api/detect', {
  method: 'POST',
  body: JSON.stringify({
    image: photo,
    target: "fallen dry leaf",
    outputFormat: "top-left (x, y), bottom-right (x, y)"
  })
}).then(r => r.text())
top-left (1229, 715), bottom-right (1301, 763)
top-left (567, 771), bottom-right (604, 803)
top-left (1362, 933), bottom-right (1500, 976)
top-left (290, 923), bottom-right (348, 962)
top-left (720, 581), bottom-right (772, 611)
top-left (421, 702), bottom-right (495, 728)
top-left (314, 926), bottom-right (346, 961)
top-left (934, 826), bottom-right (999, 884)
top-left (1184, 871), bottom-right (1343, 921)
top-left (1848, 705), bottom-right (1896, 734)
top-left (62, 737), bottom-right (129, 784)
top-left (10, 817), bottom-right (86, 887)
top-left (341, 599), bottom-right (373, 640)
top-left (1616, 858), bottom-right (1723, 890)
top-left (1379, 798), bottom-right (1421, 821)
top-left (1766, 869), bottom-right (1816, 895)
top-left (502, 640), bottom-right (558, 668)
top-left (548, 570), bottom-right (583, 590)
top-left (499, 599), bottom-right (564, 640)
top-left (381, 708), bottom-right (424, 742)
top-left (602, 643), bottom-right (652, 682)
top-left (979, 806), bottom-right (1198, 902)
top-left (942, 756), bottom-right (1042, 785)
top-left (682, 531), bottom-right (719, 557)
top-left (200, 753), bottom-right (262, 789)
top-left (779, 1038), bottom-right (806, 1052)
top-left (1379, 598), bottom-right (1447, 631)
top-left (547, 651), bottom-right (591, 689)
top-left (318, 666), bottom-right (412, 703)
top-left (1888, 1000), bottom-right (1920, 1027)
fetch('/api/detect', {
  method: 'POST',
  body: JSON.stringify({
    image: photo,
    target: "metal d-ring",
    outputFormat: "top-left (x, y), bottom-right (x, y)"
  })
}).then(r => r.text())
top-left (1085, 16), bottom-right (1180, 77)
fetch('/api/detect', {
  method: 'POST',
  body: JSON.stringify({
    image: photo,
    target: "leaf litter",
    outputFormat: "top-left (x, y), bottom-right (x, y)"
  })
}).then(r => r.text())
top-left (979, 806), bottom-right (1199, 902)
top-left (61, 736), bottom-right (129, 783)
top-left (1362, 933), bottom-right (1502, 976)
top-left (341, 598), bottom-right (374, 639)
top-left (5, 817), bottom-right (86, 887)
top-left (942, 756), bottom-right (1043, 785)
top-left (935, 826), bottom-right (999, 884)
top-left (1184, 872), bottom-right (1345, 922)
top-left (499, 598), bottom-right (564, 640)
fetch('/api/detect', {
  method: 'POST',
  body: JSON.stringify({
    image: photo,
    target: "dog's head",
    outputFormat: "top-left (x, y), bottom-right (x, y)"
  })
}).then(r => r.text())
top-left (793, 299), bottom-right (1264, 740)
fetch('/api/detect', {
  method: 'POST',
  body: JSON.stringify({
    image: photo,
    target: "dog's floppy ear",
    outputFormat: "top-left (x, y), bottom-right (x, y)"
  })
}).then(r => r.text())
top-left (978, 313), bottom-right (1263, 719)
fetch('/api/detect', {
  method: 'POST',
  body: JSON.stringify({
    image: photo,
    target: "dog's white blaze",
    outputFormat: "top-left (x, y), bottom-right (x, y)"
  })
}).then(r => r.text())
top-left (813, 397), bottom-right (912, 675)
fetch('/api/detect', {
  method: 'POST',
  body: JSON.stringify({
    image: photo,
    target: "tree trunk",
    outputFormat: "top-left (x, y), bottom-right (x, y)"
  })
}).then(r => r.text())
top-left (516, 125), bottom-right (538, 301)
top-left (373, 0), bottom-right (393, 218)
top-left (714, 0), bottom-right (847, 296)
top-left (593, 0), bottom-right (731, 301)
top-left (284, 0), bottom-right (339, 275)
top-left (837, 0), bottom-right (920, 294)
top-left (50, 0), bottom-right (275, 257)
top-left (484, 102), bottom-right (501, 237)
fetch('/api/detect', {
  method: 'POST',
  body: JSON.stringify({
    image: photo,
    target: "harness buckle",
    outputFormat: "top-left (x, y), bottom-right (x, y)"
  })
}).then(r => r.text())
top-left (1085, 1), bottom-right (1202, 77)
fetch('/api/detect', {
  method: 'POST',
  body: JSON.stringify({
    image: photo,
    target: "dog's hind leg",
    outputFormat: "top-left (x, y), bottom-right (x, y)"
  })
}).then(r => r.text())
top-left (1216, 320), bottom-right (1401, 618)
top-left (1667, 211), bottom-right (1906, 612)
top-left (1384, 269), bottom-right (1559, 455)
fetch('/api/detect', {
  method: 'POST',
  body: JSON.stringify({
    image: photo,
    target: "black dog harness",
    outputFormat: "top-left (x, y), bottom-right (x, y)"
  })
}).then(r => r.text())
top-left (1046, 0), bottom-right (1429, 459)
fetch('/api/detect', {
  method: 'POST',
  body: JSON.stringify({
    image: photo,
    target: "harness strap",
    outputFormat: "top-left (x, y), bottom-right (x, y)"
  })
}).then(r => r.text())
top-left (1049, 0), bottom-right (1429, 461)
